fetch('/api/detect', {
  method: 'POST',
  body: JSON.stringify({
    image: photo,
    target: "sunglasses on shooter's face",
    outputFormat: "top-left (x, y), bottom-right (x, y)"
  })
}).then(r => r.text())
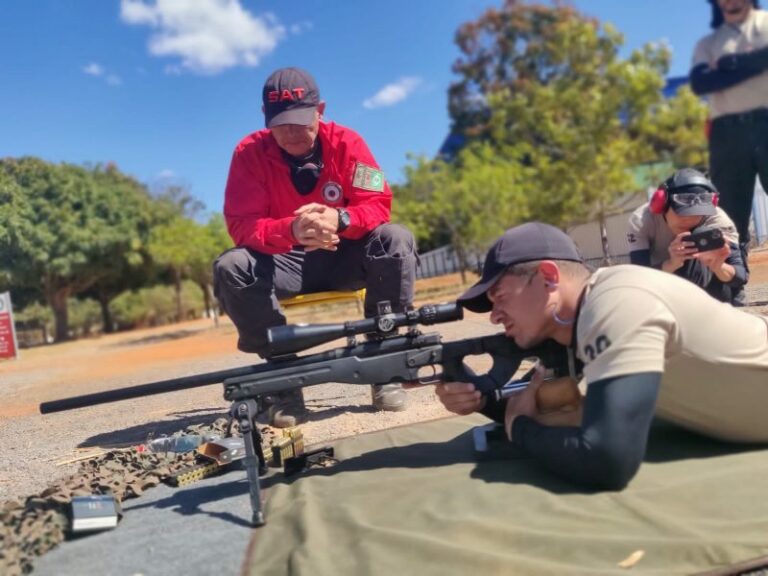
top-left (670, 192), bottom-right (716, 207)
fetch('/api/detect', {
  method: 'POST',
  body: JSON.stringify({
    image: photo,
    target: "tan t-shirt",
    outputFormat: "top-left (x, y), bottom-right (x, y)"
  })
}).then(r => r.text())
top-left (692, 8), bottom-right (768, 118)
top-left (626, 204), bottom-right (739, 267)
top-left (576, 265), bottom-right (768, 442)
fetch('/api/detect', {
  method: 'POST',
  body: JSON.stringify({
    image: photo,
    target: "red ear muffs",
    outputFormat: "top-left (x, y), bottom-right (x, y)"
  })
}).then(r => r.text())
top-left (651, 171), bottom-right (718, 215)
top-left (649, 186), bottom-right (668, 214)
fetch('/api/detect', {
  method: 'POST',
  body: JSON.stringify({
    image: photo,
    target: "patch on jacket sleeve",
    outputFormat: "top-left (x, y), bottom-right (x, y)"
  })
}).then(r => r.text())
top-left (352, 162), bottom-right (385, 192)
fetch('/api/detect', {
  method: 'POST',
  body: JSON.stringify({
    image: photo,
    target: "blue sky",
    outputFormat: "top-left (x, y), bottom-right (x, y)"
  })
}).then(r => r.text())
top-left (0, 0), bottom-right (713, 218)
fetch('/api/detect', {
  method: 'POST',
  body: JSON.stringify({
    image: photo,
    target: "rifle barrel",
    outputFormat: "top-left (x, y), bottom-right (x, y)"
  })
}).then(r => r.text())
top-left (38, 364), bottom-right (261, 414)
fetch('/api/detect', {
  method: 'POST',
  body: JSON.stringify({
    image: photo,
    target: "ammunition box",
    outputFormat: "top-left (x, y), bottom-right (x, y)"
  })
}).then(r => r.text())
top-left (271, 437), bottom-right (294, 467)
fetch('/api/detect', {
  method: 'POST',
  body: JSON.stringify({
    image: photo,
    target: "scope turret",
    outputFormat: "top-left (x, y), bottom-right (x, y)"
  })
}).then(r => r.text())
top-left (266, 302), bottom-right (463, 357)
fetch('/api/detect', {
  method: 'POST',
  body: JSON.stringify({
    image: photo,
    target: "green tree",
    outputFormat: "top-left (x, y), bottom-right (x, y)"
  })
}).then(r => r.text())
top-left (392, 155), bottom-right (454, 253)
top-left (67, 297), bottom-right (102, 338)
top-left (0, 157), bottom-right (154, 341)
top-left (398, 0), bottom-right (708, 263)
top-left (81, 164), bottom-right (163, 333)
top-left (148, 217), bottom-right (198, 322)
top-left (631, 86), bottom-right (709, 169)
top-left (152, 183), bottom-right (205, 219)
top-left (147, 214), bottom-right (230, 322)
top-left (14, 301), bottom-right (53, 347)
top-left (187, 214), bottom-right (232, 320)
top-left (394, 144), bottom-right (532, 281)
top-left (111, 280), bottom-right (204, 330)
top-left (458, 4), bottom-right (666, 226)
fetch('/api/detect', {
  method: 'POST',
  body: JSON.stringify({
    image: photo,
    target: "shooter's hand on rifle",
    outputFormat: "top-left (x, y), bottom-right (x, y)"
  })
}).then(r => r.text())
top-left (433, 382), bottom-right (486, 415)
top-left (434, 364), bottom-right (583, 429)
top-left (504, 367), bottom-right (583, 439)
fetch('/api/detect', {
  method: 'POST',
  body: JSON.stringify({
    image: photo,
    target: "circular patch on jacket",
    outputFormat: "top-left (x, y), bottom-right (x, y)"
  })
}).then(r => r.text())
top-left (322, 182), bottom-right (343, 203)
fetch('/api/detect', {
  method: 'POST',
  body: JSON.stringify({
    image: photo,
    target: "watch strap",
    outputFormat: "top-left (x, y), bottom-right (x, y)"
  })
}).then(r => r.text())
top-left (337, 208), bottom-right (351, 232)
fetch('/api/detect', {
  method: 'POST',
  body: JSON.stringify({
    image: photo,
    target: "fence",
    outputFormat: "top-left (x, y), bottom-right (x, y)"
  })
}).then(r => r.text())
top-left (753, 180), bottom-right (768, 245)
top-left (417, 245), bottom-right (482, 279)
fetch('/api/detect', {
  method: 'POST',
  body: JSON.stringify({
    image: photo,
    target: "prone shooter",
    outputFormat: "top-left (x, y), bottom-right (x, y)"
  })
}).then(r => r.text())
top-left (40, 301), bottom-right (579, 526)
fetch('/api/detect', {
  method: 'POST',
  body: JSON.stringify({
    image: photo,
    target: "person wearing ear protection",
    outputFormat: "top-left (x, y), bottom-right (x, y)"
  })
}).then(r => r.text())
top-left (626, 168), bottom-right (747, 305)
top-left (213, 67), bottom-right (418, 427)
top-left (435, 221), bottom-right (768, 490)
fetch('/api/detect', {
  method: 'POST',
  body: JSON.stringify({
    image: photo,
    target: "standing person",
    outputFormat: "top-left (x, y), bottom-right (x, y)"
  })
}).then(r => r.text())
top-left (437, 222), bottom-right (768, 489)
top-left (627, 167), bottom-right (747, 305)
top-left (690, 0), bottom-right (768, 247)
top-left (214, 67), bottom-right (417, 427)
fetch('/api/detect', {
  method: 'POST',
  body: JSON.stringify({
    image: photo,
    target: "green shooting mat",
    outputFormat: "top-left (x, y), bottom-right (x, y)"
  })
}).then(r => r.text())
top-left (245, 414), bottom-right (768, 576)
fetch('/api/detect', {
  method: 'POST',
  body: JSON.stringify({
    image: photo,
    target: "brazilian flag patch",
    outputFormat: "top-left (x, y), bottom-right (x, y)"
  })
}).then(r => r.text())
top-left (352, 162), bottom-right (385, 192)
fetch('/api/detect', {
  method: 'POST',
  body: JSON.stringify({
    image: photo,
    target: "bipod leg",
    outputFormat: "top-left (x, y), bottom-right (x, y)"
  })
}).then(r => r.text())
top-left (232, 399), bottom-right (267, 527)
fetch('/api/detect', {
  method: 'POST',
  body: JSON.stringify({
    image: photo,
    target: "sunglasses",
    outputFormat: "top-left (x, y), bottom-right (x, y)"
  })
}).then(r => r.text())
top-left (670, 192), bottom-right (717, 207)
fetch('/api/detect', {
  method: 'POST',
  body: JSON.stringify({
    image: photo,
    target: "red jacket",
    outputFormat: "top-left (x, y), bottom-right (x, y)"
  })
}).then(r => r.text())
top-left (223, 121), bottom-right (392, 254)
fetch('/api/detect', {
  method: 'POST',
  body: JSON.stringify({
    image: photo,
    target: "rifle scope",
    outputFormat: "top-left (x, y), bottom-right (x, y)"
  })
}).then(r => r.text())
top-left (267, 301), bottom-right (463, 357)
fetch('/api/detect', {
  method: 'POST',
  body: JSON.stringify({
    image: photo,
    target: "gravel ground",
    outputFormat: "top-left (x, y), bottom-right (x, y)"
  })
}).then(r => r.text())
top-left (0, 309), bottom-right (497, 504)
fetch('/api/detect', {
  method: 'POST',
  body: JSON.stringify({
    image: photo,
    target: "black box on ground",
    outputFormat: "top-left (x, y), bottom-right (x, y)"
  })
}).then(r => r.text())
top-left (473, 423), bottom-right (528, 460)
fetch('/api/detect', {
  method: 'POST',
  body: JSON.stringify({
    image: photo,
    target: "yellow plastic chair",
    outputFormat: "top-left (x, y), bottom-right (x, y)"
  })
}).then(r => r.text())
top-left (279, 289), bottom-right (366, 314)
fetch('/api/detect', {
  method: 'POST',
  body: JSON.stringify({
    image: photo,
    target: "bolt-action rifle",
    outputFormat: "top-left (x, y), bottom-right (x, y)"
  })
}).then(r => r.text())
top-left (40, 301), bottom-right (577, 526)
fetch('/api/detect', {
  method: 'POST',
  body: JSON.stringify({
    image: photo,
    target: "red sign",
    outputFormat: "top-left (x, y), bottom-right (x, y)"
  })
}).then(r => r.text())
top-left (0, 292), bottom-right (18, 361)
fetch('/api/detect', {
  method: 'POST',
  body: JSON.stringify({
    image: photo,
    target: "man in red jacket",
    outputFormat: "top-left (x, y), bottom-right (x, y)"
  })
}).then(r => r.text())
top-left (214, 67), bottom-right (417, 427)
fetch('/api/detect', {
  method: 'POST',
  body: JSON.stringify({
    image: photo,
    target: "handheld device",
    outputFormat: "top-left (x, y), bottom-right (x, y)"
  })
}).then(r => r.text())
top-left (686, 227), bottom-right (725, 253)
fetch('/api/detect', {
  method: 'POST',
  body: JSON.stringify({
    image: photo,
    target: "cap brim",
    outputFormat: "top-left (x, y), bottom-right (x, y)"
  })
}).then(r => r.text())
top-left (267, 106), bottom-right (317, 128)
top-left (456, 269), bottom-right (505, 313)
top-left (673, 204), bottom-right (716, 217)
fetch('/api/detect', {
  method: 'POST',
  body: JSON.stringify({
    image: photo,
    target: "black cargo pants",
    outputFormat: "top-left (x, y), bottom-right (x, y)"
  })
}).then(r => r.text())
top-left (709, 108), bottom-right (768, 246)
top-left (213, 223), bottom-right (417, 354)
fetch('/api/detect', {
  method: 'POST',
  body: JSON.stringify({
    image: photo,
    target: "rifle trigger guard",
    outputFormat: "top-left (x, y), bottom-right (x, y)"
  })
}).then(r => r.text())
top-left (417, 365), bottom-right (441, 385)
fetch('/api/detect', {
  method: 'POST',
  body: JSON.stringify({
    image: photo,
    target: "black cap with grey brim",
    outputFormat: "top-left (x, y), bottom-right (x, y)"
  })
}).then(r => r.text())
top-left (262, 67), bottom-right (320, 128)
top-left (457, 222), bottom-right (584, 313)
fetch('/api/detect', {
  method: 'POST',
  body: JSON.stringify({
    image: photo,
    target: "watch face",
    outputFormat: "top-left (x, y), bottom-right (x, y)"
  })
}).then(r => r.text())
top-left (338, 208), bottom-right (351, 231)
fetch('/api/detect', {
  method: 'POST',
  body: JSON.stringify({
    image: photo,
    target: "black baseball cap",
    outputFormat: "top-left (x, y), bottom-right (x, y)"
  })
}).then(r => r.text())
top-left (457, 222), bottom-right (584, 313)
top-left (262, 67), bottom-right (320, 128)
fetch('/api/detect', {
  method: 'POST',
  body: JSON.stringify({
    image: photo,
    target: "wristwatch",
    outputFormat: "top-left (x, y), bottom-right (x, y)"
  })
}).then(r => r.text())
top-left (337, 208), bottom-right (351, 232)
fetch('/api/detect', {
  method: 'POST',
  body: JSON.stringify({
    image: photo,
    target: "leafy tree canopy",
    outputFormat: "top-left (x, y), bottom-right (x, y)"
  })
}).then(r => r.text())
top-left (0, 157), bottom-right (157, 340)
top-left (395, 0), bottom-right (707, 262)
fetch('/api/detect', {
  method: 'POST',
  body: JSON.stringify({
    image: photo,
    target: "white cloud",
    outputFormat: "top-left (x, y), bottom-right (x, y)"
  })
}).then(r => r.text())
top-left (83, 63), bottom-right (104, 76)
top-left (363, 77), bottom-right (422, 110)
top-left (120, 0), bottom-right (286, 74)
top-left (289, 21), bottom-right (313, 35)
top-left (156, 168), bottom-right (176, 179)
top-left (83, 63), bottom-right (123, 86)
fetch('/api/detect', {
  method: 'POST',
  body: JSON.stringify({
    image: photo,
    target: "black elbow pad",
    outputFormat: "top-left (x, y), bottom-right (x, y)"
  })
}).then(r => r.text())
top-left (689, 64), bottom-right (710, 95)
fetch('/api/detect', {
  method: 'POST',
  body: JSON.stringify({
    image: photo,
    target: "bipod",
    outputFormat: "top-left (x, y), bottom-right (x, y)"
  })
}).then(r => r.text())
top-left (230, 399), bottom-right (268, 526)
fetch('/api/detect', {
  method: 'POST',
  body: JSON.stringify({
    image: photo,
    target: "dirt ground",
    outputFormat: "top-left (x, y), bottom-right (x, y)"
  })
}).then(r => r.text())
top-left (748, 248), bottom-right (768, 292)
top-left (0, 273), bottom-right (492, 502)
top-left (1, 257), bottom-right (767, 504)
top-left (0, 273), bottom-right (476, 419)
